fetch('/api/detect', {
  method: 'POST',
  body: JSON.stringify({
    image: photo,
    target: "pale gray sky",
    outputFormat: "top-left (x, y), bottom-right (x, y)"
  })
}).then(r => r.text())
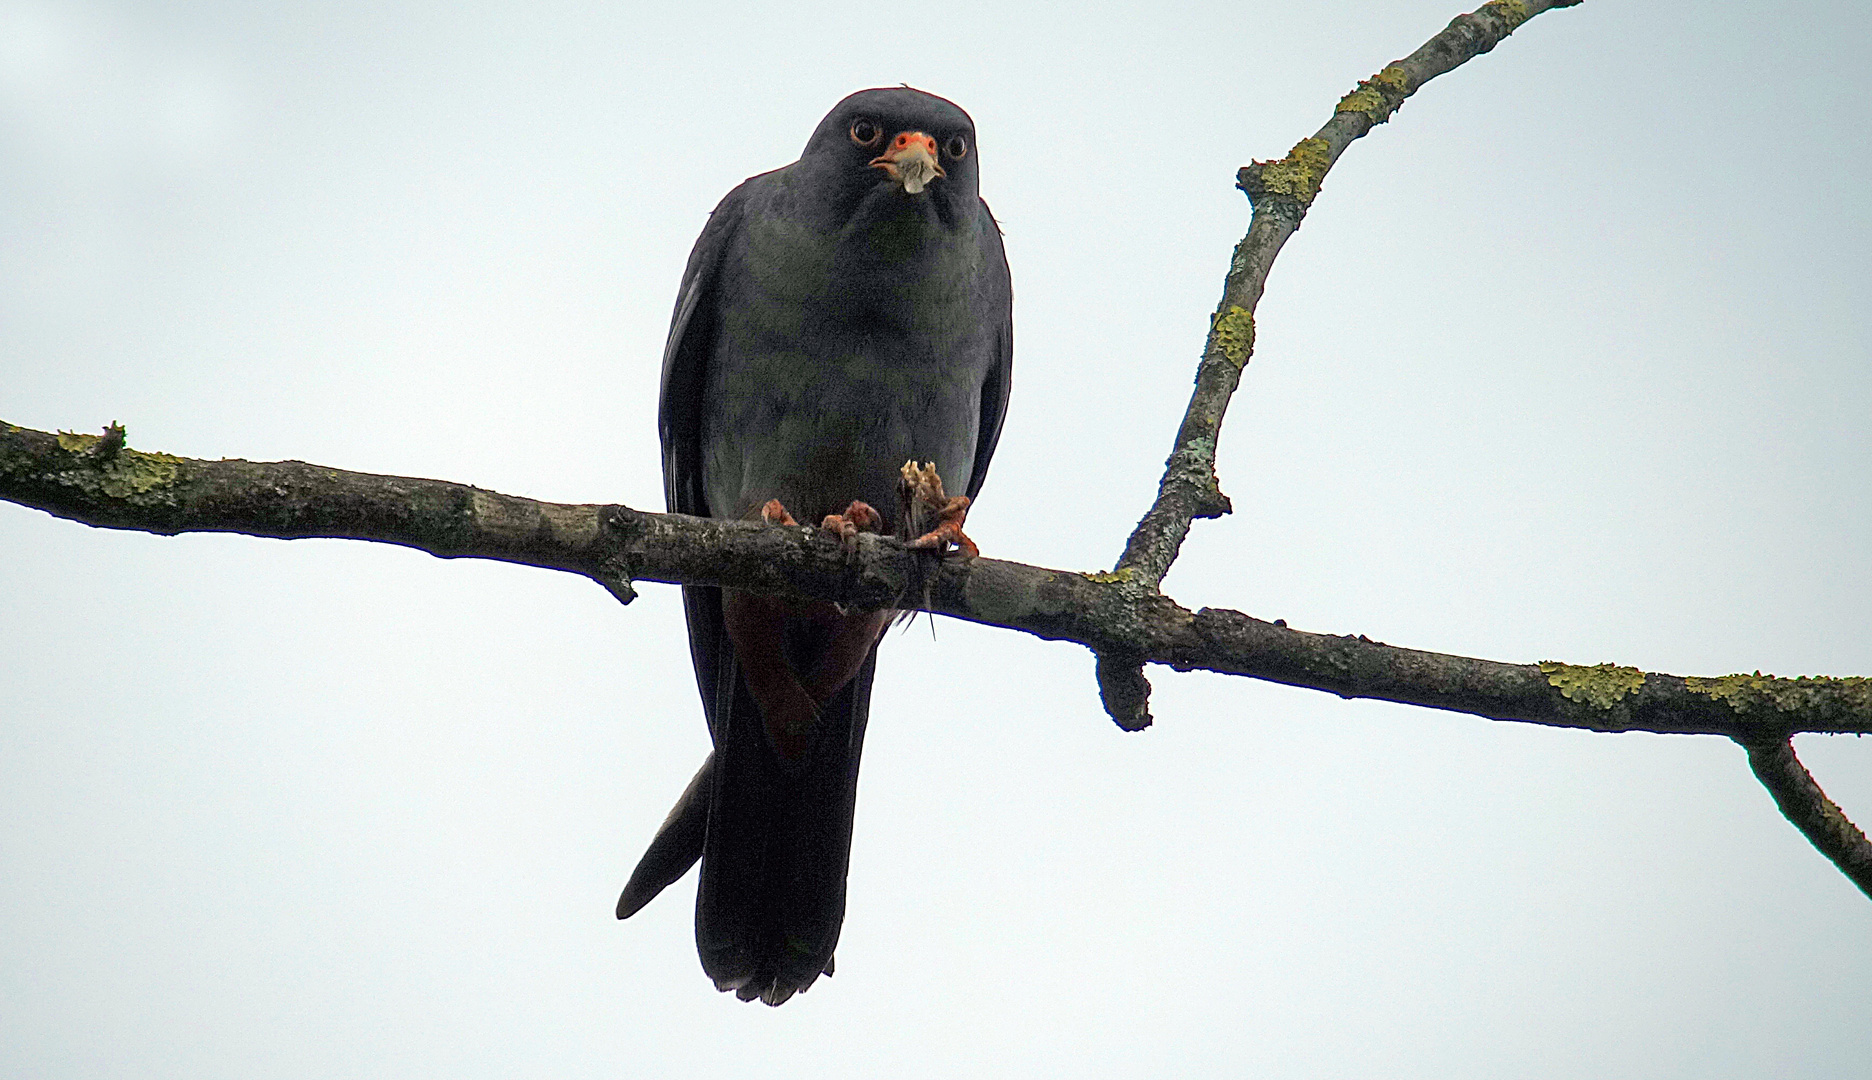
top-left (3, 1), bottom-right (1868, 1076)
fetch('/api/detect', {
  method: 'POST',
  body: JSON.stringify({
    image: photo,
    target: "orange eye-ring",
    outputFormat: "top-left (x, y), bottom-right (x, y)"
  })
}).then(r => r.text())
top-left (944, 134), bottom-right (968, 159)
top-left (849, 119), bottom-right (882, 148)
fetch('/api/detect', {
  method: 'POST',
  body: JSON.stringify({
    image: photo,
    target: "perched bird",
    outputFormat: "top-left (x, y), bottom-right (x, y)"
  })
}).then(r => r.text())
top-left (617, 88), bottom-right (1013, 1006)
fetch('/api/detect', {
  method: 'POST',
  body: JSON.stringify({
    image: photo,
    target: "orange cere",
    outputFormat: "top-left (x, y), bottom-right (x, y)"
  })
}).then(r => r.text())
top-left (880, 131), bottom-right (938, 161)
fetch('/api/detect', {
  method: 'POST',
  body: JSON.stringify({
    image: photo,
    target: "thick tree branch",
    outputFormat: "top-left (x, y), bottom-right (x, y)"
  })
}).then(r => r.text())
top-left (6, 420), bottom-right (1866, 747)
top-left (1740, 739), bottom-right (1872, 899)
top-left (1101, 0), bottom-right (1583, 726)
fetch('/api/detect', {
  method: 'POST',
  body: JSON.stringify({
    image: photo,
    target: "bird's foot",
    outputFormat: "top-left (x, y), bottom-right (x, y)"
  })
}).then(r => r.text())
top-left (898, 461), bottom-right (978, 558)
top-left (819, 500), bottom-right (882, 556)
top-left (759, 499), bottom-right (799, 527)
top-left (906, 503), bottom-right (976, 558)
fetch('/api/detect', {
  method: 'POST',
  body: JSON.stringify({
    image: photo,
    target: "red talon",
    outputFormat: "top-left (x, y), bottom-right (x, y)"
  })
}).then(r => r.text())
top-left (819, 500), bottom-right (882, 554)
top-left (908, 505), bottom-right (978, 559)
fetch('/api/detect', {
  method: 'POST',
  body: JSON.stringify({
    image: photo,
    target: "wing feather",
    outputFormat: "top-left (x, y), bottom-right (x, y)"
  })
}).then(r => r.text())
top-left (966, 200), bottom-right (1014, 502)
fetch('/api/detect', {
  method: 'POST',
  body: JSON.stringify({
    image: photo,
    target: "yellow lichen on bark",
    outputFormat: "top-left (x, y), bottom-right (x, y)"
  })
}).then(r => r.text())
top-left (1210, 306), bottom-right (1255, 368)
top-left (1687, 672), bottom-right (1872, 714)
top-left (1539, 661), bottom-right (1646, 710)
top-left (1480, 0), bottom-right (1530, 31)
top-left (1251, 138), bottom-right (1333, 206)
top-left (1335, 66), bottom-right (1413, 124)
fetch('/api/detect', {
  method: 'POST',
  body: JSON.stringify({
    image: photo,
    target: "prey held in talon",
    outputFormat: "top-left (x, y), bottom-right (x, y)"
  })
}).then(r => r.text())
top-left (899, 459), bottom-right (979, 558)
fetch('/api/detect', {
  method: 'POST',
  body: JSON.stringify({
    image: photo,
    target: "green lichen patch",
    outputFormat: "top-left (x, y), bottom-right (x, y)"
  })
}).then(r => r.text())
top-left (50, 426), bottom-right (181, 501)
top-left (1335, 65), bottom-right (1412, 124)
top-left (96, 449), bottom-right (182, 499)
top-left (1372, 65), bottom-right (1411, 94)
top-left (1082, 568), bottom-right (1135, 584)
top-left (1539, 661), bottom-right (1646, 710)
top-left (1250, 137), bottom-right (1332, 207)
top-left (1210, 306), bottom-right (1255, 368)
top-left (1480, 0), bottom-right (1529, 31)
top-left (1335, 85), bottom-right (1385, 118)
top-left (51, 437), bottom-right (183, 503)
top-left (1685, 672), bottom-right (1872, 715)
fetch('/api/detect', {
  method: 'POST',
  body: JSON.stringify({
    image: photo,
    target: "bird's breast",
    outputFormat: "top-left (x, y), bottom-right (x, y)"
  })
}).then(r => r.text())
top-left (700, 216), bottom-right (994, 526)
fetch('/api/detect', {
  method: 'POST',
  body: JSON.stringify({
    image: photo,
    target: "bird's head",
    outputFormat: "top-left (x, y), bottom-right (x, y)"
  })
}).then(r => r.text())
top-left (798, 87), bottom-right (978, 216)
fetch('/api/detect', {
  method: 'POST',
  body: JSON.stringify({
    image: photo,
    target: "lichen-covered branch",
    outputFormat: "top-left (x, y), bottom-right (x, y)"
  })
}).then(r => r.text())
top-left (5, 420), bottom-right (1866, 744)
top-left (1101, 0), bottom-right (1583, 727)
top-left (1740, 739), bottom-right (1872, 899)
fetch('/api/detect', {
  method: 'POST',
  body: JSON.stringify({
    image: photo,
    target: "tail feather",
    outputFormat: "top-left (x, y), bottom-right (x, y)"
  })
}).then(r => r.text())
top-left (696, 644), bottom-right (875, 1005)
top-left (617, 754), bottom-right (712, 920)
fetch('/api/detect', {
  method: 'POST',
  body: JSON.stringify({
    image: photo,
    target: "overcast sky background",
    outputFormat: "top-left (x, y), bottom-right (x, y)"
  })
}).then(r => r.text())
top-left (3, 0), bottom-right (1869, 1076)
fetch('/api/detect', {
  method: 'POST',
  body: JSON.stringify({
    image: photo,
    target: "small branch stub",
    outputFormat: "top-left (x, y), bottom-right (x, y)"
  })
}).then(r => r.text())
top-left (87, 422), bottom-right (127, 463)
top-left (1238, 137), bottom-right (1333, 214)
top-left (1096, 654), bottom-right (1154, 732)
top-left (595, 507), bottom-right (639, 604)
top-left (595, 556), bottom-right (638, 605)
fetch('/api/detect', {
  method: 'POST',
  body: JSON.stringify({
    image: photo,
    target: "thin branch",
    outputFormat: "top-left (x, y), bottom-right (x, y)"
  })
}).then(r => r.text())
top-left (1740, 739), bottom-right (1872, 899)
top-left (6, 420), bottom-right (1866, 744)
top-left (1100, 0), bottom-right (1582, 725)
top-left (1116, 0), bottom-right (1579, 589)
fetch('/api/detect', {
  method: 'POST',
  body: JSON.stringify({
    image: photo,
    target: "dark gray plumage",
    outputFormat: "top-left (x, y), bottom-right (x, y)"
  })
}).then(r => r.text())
top-left (618, 88), bottom-right (1012, 1005)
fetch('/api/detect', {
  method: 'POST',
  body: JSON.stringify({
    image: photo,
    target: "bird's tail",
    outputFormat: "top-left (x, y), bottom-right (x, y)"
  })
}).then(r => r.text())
top-left (695, 645), bottom-right (876, 1005)
top-left (620, 580), bottom-right (877, 1005)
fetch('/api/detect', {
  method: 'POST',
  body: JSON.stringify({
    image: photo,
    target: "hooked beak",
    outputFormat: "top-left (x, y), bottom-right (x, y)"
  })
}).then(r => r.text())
top-left (868, 130), bottom-right (946, 195)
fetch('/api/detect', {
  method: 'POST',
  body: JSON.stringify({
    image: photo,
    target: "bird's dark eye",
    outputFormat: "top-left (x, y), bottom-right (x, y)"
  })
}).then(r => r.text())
top-left (944, 134), bottom-right (968, 159)
top-left (849, 119), bottom-right (882, 148)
